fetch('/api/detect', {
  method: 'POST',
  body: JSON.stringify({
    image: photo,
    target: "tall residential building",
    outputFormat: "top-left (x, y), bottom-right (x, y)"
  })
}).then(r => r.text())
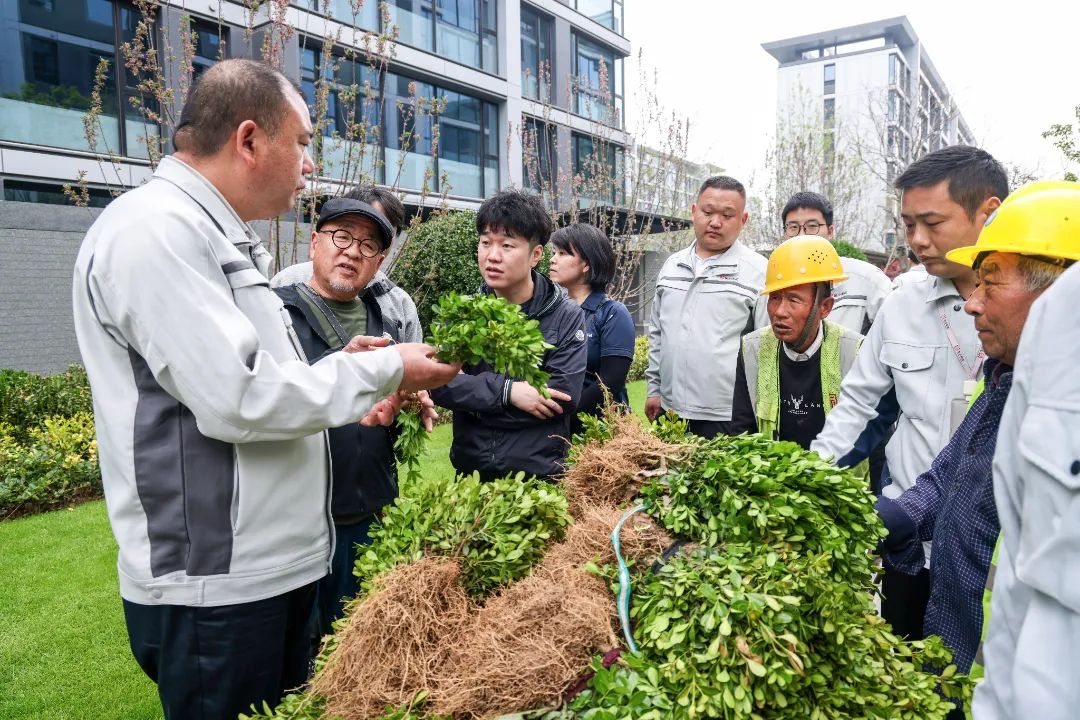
top-left (763, 16), bottom-right (974, 251)
top-left (0, 0), bottom-right (629, 211)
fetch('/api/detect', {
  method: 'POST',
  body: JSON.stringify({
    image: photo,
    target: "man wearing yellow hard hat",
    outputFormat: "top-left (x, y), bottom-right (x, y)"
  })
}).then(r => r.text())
top-left (730, 236), bottom-right (865, 450)
top-left (970, 181), bottom-right (1080, 720)
top-left (874, 181), bottom-right (1077, 720)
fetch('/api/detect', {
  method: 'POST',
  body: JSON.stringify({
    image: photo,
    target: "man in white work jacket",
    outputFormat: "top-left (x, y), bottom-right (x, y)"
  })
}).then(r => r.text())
top-left (811, 145), bottom-right (1008, 639)
top-left (72, 59), bottom-right (458, 720)
top-left (644, 175), bottom-right (769, 438)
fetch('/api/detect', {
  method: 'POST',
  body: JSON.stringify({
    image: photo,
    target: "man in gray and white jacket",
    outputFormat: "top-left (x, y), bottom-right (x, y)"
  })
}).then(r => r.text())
top-left (71, 60), bottom-right (457, 720)
top-left (644, 176), bottom-right (769, 438)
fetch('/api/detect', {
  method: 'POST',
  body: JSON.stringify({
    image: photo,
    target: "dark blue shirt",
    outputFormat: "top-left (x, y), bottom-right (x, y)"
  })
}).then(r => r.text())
top-left (876, 359), bottom-right (1010, 672)
top-left (581, 291), bottom-right (636, 404)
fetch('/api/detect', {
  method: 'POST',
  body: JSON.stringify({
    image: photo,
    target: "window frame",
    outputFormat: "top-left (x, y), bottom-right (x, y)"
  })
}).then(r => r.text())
top-left (520, 5), bottom-right (553, 101)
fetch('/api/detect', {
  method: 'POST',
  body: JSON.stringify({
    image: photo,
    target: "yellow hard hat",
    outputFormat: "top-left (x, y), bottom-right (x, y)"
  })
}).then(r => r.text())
top-left (762, 235), bottom-right (848, 295)
top-left (946, 180), bottom-right (1080, 268)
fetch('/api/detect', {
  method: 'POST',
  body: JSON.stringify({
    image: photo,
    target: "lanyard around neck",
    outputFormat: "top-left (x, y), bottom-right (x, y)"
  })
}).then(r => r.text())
top-left (939, 307), bottom-right (985, 380)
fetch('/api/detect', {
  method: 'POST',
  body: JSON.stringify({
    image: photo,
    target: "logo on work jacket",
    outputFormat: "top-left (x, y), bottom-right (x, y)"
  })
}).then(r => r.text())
top-left (575, 329), bottom-right (586, 342)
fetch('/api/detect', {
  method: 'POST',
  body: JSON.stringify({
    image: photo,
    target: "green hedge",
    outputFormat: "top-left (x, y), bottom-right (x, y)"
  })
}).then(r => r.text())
top-left (0, 366), bottom-right (99, 519)
top-left (0, 365), bottom-right (93, 443)
top-left (627, 335), bottom-right (649, 383)
top-left (1, 413), bottom-right (101, 519)
top-left (831, 239), bottom-right (869, 262)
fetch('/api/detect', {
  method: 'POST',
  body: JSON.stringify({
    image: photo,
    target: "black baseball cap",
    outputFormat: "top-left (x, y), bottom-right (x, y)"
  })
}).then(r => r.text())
top-left (316, 198), bottom-right (395, 250)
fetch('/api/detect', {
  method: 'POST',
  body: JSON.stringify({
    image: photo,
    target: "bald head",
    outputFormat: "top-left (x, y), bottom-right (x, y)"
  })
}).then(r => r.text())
top-left (174, 59), bottom-right (301, 157)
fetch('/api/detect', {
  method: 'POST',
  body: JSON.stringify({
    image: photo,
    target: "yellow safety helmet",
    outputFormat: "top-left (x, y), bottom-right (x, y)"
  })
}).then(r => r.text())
top-left (762, 235), bottom-right (848, 295)
top-left (946, 180), bottom-right (1080, 268)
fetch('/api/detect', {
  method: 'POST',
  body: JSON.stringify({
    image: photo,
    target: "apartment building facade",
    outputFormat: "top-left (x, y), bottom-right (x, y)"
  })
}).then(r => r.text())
top-left (0, 0), bottom-right (630, 372)
top-left (0, 0), bottom-right (630, 209)
top-left (763, 16), bottom-right (974, 251)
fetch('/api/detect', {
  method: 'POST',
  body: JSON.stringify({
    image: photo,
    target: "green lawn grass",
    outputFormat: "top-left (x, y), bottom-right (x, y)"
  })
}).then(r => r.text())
top-left (0, 382), bottom-right (648, 719)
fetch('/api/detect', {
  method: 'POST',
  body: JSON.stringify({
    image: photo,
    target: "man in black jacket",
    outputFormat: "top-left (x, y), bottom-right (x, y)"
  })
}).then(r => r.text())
top-left (431, 190), bottom-right (587, 482)
top-left (274, 197), bottom-right (435, 638)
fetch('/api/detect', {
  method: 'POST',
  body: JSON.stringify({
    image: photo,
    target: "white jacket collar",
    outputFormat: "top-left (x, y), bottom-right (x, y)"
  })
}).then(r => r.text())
top-left (154, 156), bottom-right (258, 247)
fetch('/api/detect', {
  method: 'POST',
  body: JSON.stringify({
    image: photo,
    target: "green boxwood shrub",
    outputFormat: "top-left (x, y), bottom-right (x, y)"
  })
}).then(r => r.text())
top-left (0, 412), bottom-right (101, 519)
top-left (831, 239), bottom-right (869, 262)
top-left (627, 335), bottom-right (649, 383)
top-left (0, 365), bottom-right (92, 443)
top-left (0, 366), bottom-right (99, 519)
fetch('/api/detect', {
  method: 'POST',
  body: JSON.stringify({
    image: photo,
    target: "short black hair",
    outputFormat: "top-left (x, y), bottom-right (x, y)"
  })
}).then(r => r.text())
top-left (343, 185), bottom-right (406, 233)
top-left (174, 59), bottom-right (299, 157)
top-left (782, 191), bottom-right (833, 226)
top-left (475, 189), bottom-right (552, 246)
top-left (550, 223), bottom-right (616, 292)
top-left (697, 175), bottom-right (746, 200)
top-left (894, 145), bottom-right (1009, 219)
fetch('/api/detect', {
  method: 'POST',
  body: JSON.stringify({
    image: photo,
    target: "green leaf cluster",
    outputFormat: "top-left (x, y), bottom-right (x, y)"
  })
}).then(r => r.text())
top-left (355, 471), bottom-right (570, 597)
top-left (394, 403), bottom-right (426, 485)
top-left (830, 239), bottom-right (868, 262)
top-left (567, 433), bottom-right (972, 719)
top-left (427, 292), bottom-right (554, 393)
top-left (641, 434), bottom-right (885, 580)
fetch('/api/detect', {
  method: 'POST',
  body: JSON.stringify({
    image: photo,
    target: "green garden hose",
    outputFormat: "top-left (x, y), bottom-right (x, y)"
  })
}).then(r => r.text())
top-left (612, 503), bottom-right (647, 652)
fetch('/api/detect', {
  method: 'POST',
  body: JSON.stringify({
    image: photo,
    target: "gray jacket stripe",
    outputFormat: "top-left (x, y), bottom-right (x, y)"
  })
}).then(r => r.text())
top-left (128, 348), bottom-right (235, 577)
top-left (221, 260), bottom-right (253, 275)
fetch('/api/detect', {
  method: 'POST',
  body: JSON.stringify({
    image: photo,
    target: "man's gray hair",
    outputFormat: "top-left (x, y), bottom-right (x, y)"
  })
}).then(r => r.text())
top-left (1016, 256), bottom-right (1067, 292)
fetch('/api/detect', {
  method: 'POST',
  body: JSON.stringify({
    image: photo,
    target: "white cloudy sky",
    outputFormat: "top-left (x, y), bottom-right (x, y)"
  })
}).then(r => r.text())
top-left (623, 0), bottom-right (1080, 184)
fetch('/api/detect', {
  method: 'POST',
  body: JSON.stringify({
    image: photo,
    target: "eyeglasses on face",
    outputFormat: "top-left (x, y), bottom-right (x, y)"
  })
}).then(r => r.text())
top-left (319, 229), bottom-right (382, 258)
top-left (784, 220), bottom-right (826, 237)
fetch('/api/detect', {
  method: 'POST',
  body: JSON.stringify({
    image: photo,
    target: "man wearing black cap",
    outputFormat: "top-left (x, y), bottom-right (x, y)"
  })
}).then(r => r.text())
top-left (274, 197), bottom-right (435, 637)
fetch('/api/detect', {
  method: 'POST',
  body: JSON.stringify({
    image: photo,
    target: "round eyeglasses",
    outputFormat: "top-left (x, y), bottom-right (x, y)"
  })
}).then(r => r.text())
top-left (783, 221), bottom-right (826, 237)
top-left (320, 229), bottom-right (383, 258)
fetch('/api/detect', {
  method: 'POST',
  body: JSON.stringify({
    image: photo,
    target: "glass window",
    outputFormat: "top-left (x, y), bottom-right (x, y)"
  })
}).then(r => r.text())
top-left (386, 0), bottom-right (434, 53)
top-left (436, 0), bottom-right (480, 68)
top-left (573, 132), bottom-right (620, 206)
top-left (523, 116), bottom-right (555, 194)
top-left (296, 0), bottom-right (379, 29)
top-left (299, 42), bottom-right (384, 182)
top-left (823, 63), bottom-right (835, 95)
top-left (438, 88), bottom-right (482, 197)
top-left (187, 16), bottom-right (227, 86)
top-left (520, 7), bottom-right (551, 101)
top-left (297, 36), bottom-right (496, 198)
top-left (482, 101), bottom-right (498, 196)
top-left (1, 0), bottom-right (159, 157)
top-left (481, 0), bottom-right (496, 72)
top-left (574, 0), bottom-right (619, 32)
top-left (385, 73), bottom-right (436, 192)
top-left (823, 98), bottom-right (835, 128)
top-left (385, 0), bottom-right (495, 72)
top-left (4, 178), bottom-right (113, 207)
top-left (574, 34), bottom-right (621, 125)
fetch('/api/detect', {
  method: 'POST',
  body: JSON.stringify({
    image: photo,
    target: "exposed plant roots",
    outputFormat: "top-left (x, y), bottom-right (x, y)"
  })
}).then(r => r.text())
top-left (314, 557), bottom-right (470, 719)
top-left (430, 504), bottom-right (670, 718)
top-left (561, 413), bottom-right (681, 518)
